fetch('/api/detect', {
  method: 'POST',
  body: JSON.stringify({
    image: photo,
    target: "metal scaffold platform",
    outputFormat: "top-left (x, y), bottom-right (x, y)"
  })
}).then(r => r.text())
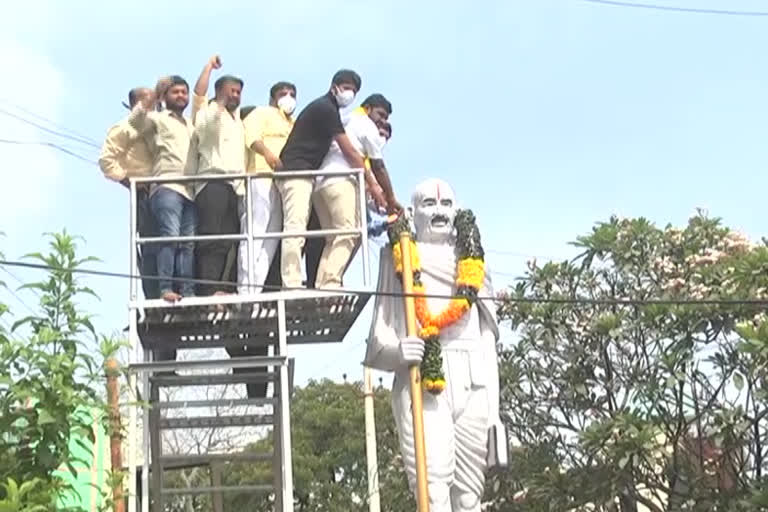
top-left (124, 170), bottom-right (371, 512)
top-left (137, 292), bottom-right (369, 349)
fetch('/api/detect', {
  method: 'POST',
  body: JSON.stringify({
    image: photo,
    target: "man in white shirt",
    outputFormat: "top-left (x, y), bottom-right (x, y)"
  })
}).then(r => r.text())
top-left (190, 55), bottom-right (246, 296)
top-left (313, 94), bottom-right (396, 288)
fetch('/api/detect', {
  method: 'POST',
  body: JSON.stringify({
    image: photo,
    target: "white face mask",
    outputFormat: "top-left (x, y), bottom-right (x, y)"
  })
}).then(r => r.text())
top-left (334, 87), bottom-right (355, 108)
top-left (277, 95), bottom-right (296, 115)
top-left (411, 178), bottom-right (457, 244)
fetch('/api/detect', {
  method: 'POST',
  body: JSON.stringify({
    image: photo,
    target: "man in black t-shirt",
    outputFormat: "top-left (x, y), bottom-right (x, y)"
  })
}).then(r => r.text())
top-left (277, 69), bottom-right (386, 288)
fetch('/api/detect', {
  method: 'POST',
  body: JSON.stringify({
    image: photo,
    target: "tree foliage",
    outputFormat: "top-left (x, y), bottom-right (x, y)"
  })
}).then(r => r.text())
top-left (12, 216), bottom-right (768, 511)
top-left (0, 232), bottom-right (111, 511)
top-left (495, 212), bottom-right (768, 511)
top-left (162, 379), bottom-right (414, 512)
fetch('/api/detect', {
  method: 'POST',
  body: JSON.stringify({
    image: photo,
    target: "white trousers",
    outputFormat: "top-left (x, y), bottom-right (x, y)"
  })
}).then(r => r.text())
top-left (392, 349), bottom-right (489, 512)
top-left (237, 179), bottom-right (282, 294)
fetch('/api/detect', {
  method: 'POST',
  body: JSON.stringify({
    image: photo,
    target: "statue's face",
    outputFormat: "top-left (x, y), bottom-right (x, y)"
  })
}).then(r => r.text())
top-left (411, 179), bottom-right (457, 244)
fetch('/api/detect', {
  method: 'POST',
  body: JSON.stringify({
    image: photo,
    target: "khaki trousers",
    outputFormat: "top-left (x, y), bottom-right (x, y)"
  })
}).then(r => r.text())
top-left (276, 178), bottom-right (314, 288)
top-left (312, 179), bottom-right (360, 289)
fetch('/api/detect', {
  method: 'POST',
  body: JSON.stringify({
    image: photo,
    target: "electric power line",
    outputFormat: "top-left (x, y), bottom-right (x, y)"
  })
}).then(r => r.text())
top-left (0, 138), bottom-right (97, 165)
top-left (0, 268), bottom-right (39, 315)
top-left (0, 107), bottom-right (612, 276)
top-left (0, 99), bottom-right (101, 146)
top-left (580, 0), bottom-right (768, 16)
top-left (1, 258), bottom-right (766, 307)
top-left (0, 107), bottom-right (101, 149)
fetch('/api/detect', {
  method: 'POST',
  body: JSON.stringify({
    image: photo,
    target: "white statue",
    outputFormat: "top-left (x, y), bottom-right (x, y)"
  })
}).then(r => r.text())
top-left (365, 178), bottom-right (507, 512)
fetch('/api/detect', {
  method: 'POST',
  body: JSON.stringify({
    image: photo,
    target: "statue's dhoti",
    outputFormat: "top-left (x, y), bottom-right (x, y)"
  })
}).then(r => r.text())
top-left (392, 348), bottom-right (489, 512)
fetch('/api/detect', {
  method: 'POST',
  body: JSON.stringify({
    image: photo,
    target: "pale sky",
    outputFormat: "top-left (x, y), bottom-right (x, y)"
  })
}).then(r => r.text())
top-left (1, 0), bottom-right (767, 387)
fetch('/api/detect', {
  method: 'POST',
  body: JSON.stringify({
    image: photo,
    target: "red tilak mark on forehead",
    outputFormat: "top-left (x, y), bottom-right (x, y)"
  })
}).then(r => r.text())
top-left (436, 183), bottom-right (441, 200)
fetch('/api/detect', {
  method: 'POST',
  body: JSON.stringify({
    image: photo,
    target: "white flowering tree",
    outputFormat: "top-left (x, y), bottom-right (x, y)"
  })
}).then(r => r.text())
top-left (491, 212), bottom-right (768, 511)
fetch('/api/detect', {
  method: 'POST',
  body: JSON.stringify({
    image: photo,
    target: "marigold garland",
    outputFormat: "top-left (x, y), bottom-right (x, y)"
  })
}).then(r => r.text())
top-left (387, 209), bottom-right (485, 395)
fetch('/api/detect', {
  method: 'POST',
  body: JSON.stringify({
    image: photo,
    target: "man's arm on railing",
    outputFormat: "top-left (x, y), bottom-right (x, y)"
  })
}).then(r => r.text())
top-left (335, 132), bottom-right (365, 170)
top-left (356, 120), bottom-right (401, 214)
top-left (335, 132), bottom-right (386, 208)
top-left (369, 159), bottom-right (402, 215)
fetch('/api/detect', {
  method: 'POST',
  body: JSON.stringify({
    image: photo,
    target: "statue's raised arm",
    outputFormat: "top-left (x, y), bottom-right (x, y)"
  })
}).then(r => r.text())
top-left (365, 178), bottom-right (507, 512)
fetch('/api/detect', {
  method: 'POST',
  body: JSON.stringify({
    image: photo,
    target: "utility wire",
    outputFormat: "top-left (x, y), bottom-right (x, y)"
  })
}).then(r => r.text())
top-left (0, 138), bottom-right (97, 165)
top-left (0, 107), bottom-right (101, 149)
top-left (0, 99), bottom-right (101, 146)
top-left (0, 106), bottom-right (590, 276)
top-left (1, 258), bottom-right (766, 306)
top-left (580, 0), bottom-right (768, 16)
top-left (0, 268), bottom-right (39, 315)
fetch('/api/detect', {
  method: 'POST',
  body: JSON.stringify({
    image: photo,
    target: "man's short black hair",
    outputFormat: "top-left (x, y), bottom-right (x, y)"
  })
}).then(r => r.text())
top-left (240, 105), bottom-right (256, 120)
top-left (214, 74), bottom-right (244, 91)
top-left (362, 93), bottom-right (392, 115)
top-left (331, 69), bottom-right (361, 91)
top-left (168, 75), bottom-right (189, 91)
top-left (270, 81), bottom-right (296, 100)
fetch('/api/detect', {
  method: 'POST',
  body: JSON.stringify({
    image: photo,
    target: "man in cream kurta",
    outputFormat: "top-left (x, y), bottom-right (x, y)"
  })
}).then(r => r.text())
top-left (129, 76), bottom-right (196, 305)
top-left (99, 87), bottom-right (158, 299)
top-left (365, 178), bottom-right (507, 512)
top-left (190, 55), bottom-right (246, 296)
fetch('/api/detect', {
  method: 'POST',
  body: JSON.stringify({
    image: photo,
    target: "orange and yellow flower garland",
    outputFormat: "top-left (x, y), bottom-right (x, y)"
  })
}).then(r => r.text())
top-left (388, 210), bottom-right (486, 394)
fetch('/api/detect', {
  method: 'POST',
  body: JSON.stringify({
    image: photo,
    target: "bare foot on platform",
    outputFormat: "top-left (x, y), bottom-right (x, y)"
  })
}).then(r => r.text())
top-left (161, 291), bottom-right (182, 303)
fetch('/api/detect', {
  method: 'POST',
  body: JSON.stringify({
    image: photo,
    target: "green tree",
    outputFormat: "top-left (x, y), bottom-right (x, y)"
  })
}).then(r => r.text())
top-left (198, 379), bottom-right (414, 512)
top-left (0, 232), bottom-right (110, 510)
top-left (493, 213), bottom-right (768, 511)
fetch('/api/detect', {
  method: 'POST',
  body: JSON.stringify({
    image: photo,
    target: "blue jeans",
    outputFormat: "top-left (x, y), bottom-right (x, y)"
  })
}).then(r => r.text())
top-left (150, 186), bottom-right (197, 296)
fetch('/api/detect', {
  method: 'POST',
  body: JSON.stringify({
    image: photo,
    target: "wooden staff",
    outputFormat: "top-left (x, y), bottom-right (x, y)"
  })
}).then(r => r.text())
top-left (398, 231), bottom-right (430, 511)
top-left (105, 358), bottom-right (125, 512)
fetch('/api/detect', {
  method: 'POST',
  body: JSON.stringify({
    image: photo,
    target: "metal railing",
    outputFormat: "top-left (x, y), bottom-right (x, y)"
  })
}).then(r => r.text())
top-left (127, 168), bottom-right (371, 310)
top-left (125, 167), bottom-right (371, 512)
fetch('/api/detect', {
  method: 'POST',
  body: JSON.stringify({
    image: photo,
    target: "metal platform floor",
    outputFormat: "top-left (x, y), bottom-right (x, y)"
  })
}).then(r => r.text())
top-left (136, 292), bottom-right (371, 351)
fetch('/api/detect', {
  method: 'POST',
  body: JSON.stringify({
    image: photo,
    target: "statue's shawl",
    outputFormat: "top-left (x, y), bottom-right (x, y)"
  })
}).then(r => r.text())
top-left (364, 244), bottom-right (499, 372)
